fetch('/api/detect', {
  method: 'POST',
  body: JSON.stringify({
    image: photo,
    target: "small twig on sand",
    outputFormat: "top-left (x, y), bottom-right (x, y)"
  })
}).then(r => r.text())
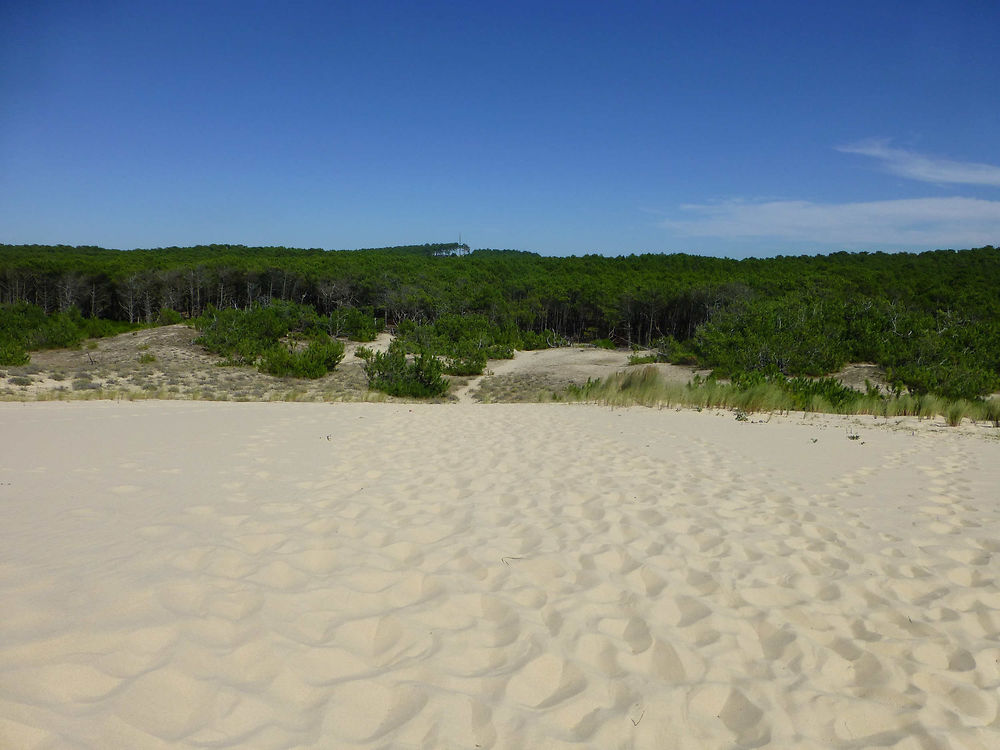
top-left (501, 556), bottom-right (524, 567)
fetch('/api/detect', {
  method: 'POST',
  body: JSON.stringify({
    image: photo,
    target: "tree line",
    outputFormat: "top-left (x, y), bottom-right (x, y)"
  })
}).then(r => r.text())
top-left (1, 242), bottom-right (998, 398)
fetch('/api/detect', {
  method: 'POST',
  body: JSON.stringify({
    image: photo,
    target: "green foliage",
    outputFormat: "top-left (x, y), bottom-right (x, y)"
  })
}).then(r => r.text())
top-left (945, 400), bottom-right (971, 427)
top-left (568, 366), bottom-right (1000, 426)
top-left (394, 314), bottom-right (517, 376)
top-left (693, 295), bottom-right (850, 377)
top-left (0, 341), bottom-right (29, 366)
top-left (653, 335), bottom-right (698, 365)
top-left (441, 345), bottom-right (488, 376)
top-left (156, 307), bottom-right (184, 325)
top-left (518, 329), bottom-right (564, 350)
top-left (627, 354), bottom-right (660, 365)
top-left (2, 244), bottom-right (998, 400)
top-left (327, 306), bottom-right (383, 341)
top-left (983, 398), bottom-right (1000, 428)
top-left (194, 301), bottom-right (344, 378)
top-left (357, 341), bottom-right (449, 397)
top-left (194, 300), bottom-right (320, 365)
top-left (0, 302), bottom-right (138, 364)
top-left (258, 336), bottom-right (345, 378)
top-left (627, 335), bottom-right (696, 365)
top-left (731, 372), bottom-right (864, 412)
top-left (591, 338), bottom-right (616, 350)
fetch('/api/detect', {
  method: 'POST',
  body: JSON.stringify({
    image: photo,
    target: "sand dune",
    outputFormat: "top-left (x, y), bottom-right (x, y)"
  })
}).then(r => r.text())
top-left (1, 402), bottom-right (998, 749)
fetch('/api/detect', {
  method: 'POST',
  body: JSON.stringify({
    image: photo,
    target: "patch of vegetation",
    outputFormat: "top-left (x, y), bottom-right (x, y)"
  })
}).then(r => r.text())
top-left (2, 243), bottom-right (999, 400)
top-left (519, 329), bottom-right (566, 350)
top-left (730, 372), bottom-right (865, 412)
top-left (985, 398), bottom-right (1000, 428)
top-left (9, 375), bottom-right (32, 386)
top-left (627, 354), bottom-right (661, 365)
top-left (394, 314), bottom-right (518, 376)
top-left (946, 400), bottom-right (971, 427)
top-left (258, 336), bottom-right (345, 378)
top-left (0, 302), bottom-right (139, 365)
top-left (0, 342), bottom-right (29, 367)
top-left (138, 352), bottom-right (157, 364)
top-left (326, 306), bottom-right (384, 341)
top-left (156, 307), bottom-right (184, 325)
top-left (357, 341), bottom-right (449, 398)
top-left (194, 301), bottom-right (344, 379)
top-left (567, 366), bottom-right (1000, 427)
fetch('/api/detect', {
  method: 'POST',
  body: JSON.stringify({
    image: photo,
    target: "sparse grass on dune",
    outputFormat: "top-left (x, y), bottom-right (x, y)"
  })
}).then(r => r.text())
top-left (566, 366), bottom-right (1000, 427)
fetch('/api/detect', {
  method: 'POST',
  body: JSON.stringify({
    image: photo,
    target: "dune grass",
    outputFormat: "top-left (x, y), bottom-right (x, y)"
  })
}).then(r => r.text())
top-left (565, 366), bottom-right (1000, 427)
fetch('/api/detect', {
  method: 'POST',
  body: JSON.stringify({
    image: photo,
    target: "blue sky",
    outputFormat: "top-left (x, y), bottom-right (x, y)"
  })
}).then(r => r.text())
top-left (2, 0), bottom-right (999, 257)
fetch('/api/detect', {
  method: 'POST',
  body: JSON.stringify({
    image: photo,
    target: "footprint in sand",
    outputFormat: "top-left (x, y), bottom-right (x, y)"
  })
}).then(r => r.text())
top-left (323, 681), bottom-right (429, 742)
top-left (505, 653), bottom-right (587, 709)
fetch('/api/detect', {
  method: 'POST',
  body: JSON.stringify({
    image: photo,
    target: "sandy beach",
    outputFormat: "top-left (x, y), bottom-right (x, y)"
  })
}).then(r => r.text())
top-left (1, 401), bottom-right (998, 749)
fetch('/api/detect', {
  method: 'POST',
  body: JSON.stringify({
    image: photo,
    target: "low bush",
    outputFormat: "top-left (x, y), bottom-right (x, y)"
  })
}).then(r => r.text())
top-left (443, 350), bottom-right (488, 376)
top-left (357, 341), bottom-right (449, 397)
top-left (194, 300), bottom-right (320, 364)
top-left (0, 302), bottom-right (139, 364)
top-left (519, 329), bottom-right (564, 350)
top-left (259, 337), bottom-right (345, 378)
top-left (156, 308), bottom-right (184, 325)
top-left (393, 314), bottom-right (518, 376)
top-left (0, 342), bottom-right (29, 366)
top-left (194, 301), bottom-right (344, 378)
top-left (327, 306), bottom-right (383, 341)
top-left (627, 354), bottom-right (659, 365)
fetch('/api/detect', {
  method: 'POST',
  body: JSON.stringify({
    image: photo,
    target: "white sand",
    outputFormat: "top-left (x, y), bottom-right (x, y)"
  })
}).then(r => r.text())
top-left (1, 401), bottom-right (998, 749)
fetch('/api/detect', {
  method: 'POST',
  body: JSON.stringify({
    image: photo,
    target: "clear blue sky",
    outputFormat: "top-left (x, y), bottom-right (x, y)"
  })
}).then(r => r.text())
top-left (3, 0), bottom-right (999, 257)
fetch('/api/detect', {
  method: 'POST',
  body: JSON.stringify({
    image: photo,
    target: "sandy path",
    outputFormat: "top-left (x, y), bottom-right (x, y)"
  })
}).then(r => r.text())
top-left (1, 402), bottom-right (998, 749)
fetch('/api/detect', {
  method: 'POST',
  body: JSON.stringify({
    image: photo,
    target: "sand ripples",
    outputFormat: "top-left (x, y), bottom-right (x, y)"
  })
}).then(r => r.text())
top-left (1, 402), bottom-right (999, 748)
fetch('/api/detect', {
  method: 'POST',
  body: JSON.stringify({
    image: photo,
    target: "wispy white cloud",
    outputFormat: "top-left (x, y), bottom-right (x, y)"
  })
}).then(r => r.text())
top-left (663, 197), bottom-right (1000, 247)
top-left (837, 139), bottom-right (1000, 187)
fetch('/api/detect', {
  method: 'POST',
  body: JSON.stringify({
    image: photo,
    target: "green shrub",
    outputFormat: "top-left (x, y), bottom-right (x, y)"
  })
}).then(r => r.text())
top-left (393, 313), bottom-right (517, 371)
top-left (519, 329), bottom-right (560, 350)
top-left (0, 342), bottom-right (29, 366)
top-left (443, 350), bottom-right (488, 376)
top-left (326, 306), bottom-right (383, 341)
top-left (258, 336), bottom-right (345, 378)
top-left (1, 303), bottom-right (140, 364)
top-left (627, 354), bottom-right (660, 365)
top-left (693, 295), bottom-right (850, 377)
top-left (194, 300), bottom-right (327, 374)
top-left (156, 307), bottom-right (184, 325)
top-left (358, 341), bottom-right (448, 397)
